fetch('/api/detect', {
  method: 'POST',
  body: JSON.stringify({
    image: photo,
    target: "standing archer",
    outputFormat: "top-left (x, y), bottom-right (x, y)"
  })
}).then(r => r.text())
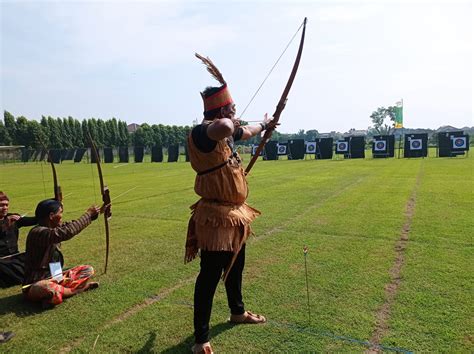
top-left (185, 53), bottom-right (277, 353)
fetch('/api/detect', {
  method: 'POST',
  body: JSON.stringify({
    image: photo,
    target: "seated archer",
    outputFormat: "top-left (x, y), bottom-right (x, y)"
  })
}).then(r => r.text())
top-left (22, 199), bottom-right (106, 307)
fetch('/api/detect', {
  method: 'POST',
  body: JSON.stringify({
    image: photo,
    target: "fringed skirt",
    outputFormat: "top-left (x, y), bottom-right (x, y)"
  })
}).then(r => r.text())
top-left (185, 199), bottom-right (260, 263)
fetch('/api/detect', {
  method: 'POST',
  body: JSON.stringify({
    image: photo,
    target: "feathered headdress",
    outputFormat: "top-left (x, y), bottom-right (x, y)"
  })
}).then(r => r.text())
top-left (195, 53), bottom-right (233, 112)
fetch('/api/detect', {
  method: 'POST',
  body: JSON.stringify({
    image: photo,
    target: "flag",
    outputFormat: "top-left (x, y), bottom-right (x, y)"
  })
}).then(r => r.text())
top-left (394, 100), bottom-right (403, 128)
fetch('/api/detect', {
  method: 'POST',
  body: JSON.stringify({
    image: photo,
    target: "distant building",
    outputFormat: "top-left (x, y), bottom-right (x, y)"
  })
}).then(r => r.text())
top-left (0, 145), bottom-right (24, 162)
top-left (127, 123), bottom-right (140, 133)
top-left (0, 145), bottom-right (25, 150)
top-left (319, 131), bottom-right (342, 139)
top-left (436, 125), bottom-right (461, 132)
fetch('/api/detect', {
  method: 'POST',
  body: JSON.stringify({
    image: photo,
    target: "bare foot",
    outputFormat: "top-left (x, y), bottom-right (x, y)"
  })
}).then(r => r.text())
top-left (84, 281), bottom-right (99, 291)
top-left (191, 342), bottom-right (213, 354)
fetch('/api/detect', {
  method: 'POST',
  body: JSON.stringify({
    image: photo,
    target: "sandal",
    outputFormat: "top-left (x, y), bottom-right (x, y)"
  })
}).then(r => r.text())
top-left (228, 310), bottom-right (267, 324)
top-left (0, 331), bottom-right (15, 343)
top-left (191, 342), bottom-right (213, 354)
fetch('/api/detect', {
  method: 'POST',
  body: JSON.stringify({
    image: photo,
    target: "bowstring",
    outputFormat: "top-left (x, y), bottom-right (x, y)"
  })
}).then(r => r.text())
top-left (239, 19), bottom-right (305, 120)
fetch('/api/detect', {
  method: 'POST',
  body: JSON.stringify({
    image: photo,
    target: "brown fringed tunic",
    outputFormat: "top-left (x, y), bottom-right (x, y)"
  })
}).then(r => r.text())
top-left (185, 129), bottom-right (260, 266)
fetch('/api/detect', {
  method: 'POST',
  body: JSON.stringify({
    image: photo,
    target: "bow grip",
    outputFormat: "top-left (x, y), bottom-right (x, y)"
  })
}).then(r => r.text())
top-left (102, 186), bottom-right (112, 220)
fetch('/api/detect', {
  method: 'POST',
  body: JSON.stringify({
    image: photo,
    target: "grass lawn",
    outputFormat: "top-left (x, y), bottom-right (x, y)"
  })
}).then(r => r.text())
top-left (0, 152), bottom-right (472, 352)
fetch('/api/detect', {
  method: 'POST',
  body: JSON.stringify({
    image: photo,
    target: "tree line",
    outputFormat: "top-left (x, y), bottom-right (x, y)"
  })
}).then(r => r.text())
top-left (0, 110), bottom-right (323, 149)
top-left (0, 111), bottom-right (192, 149)
top-left (2, 109), bottom-right (470, 149)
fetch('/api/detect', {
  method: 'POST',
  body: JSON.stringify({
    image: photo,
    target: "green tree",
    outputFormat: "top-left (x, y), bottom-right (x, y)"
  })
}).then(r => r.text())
top-left (118, 120), bottom-right (129, 146)
top-left (0, 120), bottom-right (11, 145)
top-left (370, 107), bottom-right (396, 135)
top-left (27, 120), bottom-right (48, 148)
top-left (4, 111), bottom-right (16, 144)
top-left (15, 116), bottom-right (30, 147)
top-left (106, 118), bottom-right (119, 147)
top-left (173, 125), bottom-right (186, 145)
top-left (47, 117), bottom-right (62, 148)
top-left (61, 118), bottom-right (73, 148)
top-left (294, 129), bottom-right (305, 139)
top-left (87, 119), bottom-right (99, 145)
top-left (132, 124), bottom-right (153, 147)
top-left (66, 117), bottom-right (81, 147)
top-left (73, 119), bottom-right (84, 147)
top-left (96, 119), bottom-right (106, 147)
top-left (40, 116), bottom-right (51, 146)
top-left (305, 129), bottom-right (318, 141)
top-left (81, 120), bottom-right (90, 146)
top-left (162, 125), bottom-right (172, 146)
top-left (155, 124), bottom-right (163, 146)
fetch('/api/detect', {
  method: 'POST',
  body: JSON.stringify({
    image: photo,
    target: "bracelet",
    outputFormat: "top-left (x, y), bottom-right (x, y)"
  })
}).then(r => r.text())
top-left (259, 122), bottom-right (267, 131)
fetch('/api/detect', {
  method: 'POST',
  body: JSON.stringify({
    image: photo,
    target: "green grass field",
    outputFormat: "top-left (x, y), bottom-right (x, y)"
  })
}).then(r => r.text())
top-left (1, 152), bottom-right (472, 353)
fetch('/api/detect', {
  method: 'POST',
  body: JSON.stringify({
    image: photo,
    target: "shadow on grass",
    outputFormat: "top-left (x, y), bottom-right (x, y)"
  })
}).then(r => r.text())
top-left (136, 331), bottom-right (157, 353)
top-left (0, 293), bottom-right (49, 317)
top-left (161, 322), bottom-right (235, 353)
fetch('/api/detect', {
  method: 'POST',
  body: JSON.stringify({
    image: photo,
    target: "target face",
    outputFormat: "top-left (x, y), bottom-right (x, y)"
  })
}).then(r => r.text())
top-left (452, 137), bottom-right (467, 149)
top-left (277, 144), bottom-right (287, 155)
top-left (374, 140), bottom-right (387, 151)
top-left (337, 141), bottom-right (348, 152)
top-left (306, 142), bottom-right (316, 153)
top-left (410, 139), bottom-right (422, 150)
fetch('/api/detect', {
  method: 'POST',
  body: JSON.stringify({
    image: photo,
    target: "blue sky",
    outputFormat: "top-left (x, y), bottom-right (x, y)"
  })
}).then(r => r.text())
top-left (1, 0), bottom-right (472, 133)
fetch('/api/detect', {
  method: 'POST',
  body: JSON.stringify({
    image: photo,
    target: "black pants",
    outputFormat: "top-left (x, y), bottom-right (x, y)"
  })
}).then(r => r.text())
top-left (0, 254), bottom-right (25, 288)
top-left (194, 244), bottom-right (246, 344)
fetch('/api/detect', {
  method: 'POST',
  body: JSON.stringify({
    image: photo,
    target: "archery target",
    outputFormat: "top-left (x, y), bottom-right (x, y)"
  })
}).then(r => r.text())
top-left (306, 142), bottom-right (316, 153)
top-left (410, 139), bottom-right (422, 150)
top-left (336, 141), bottom-right (348, 152)
top-left (277, 144), bottom-right (287, 155)
top-left (452, 136), bottom-right (467, 149)
top-left (374, 140), bottom-right (387, 151)
top-left (252, 145), bottom-right (262, 156)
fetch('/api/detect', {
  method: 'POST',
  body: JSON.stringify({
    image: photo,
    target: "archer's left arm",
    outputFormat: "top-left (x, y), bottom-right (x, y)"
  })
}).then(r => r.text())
top-left (16, 216), bottom-right (38, 228)
top-left (238, 114), bottom-right (276, 141)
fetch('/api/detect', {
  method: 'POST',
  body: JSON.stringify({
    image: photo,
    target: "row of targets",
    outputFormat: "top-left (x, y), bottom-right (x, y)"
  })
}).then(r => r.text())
top-left (18, 131), bottom-right (470, 164)
top-left (250, 131), bottom-right (469, 160)
top-left (20, 144), bottom-right (188, 164)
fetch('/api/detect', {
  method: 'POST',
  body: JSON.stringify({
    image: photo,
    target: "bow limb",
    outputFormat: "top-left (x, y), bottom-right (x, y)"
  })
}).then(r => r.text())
top-left (87, 132), bottom-right (112, 274)
top-left (50, 155), bottom-right (62, 202)
top-left (40, 141), bottom-right (63, 202)
top-left (245, 17), bottom-right (307, 175)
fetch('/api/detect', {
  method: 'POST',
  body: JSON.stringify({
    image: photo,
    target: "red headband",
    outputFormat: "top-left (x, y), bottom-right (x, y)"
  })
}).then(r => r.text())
top-left (202, 84), bottom-right (233, 112)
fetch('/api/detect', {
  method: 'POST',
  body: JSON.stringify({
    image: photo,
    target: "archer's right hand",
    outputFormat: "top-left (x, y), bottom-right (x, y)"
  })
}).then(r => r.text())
top-left (87, 205), bottom-right (101, 221)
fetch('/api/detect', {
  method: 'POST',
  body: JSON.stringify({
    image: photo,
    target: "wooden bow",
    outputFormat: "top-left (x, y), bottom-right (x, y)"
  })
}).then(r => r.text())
top-left (87, 132), bottom-right (112, 274)
top-left (245, 17), bottom-right (307, 175)
top-left (41, 142), bottom-right (63, 202)
top-left (223, 19), bottom-right (307, 283)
